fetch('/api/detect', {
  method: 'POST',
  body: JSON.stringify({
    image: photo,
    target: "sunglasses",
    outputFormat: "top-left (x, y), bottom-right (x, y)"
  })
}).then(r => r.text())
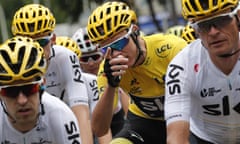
top-left (100, 25), bottom-right (133, 54)
top-left (0, 83), bottom-right (40, 98)
top-left (80, 52), bottom-right (103, 64)
top-left (191, 10), bottom-right (237, 33)
top-left (34, 34), bottom-right (53, 47)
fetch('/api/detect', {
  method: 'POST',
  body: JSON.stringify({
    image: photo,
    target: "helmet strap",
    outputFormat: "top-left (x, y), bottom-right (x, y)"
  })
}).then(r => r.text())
top-left (39, 85), bottom-right (45, 115)
top-left (0, 100), bottom-right (16, 123)
top-left (130, 30), bottom-right (143, 67)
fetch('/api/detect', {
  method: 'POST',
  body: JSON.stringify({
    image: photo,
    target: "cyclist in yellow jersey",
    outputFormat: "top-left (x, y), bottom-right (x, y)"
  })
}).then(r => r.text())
top-left (72, 28), bottom-right (130, 143)
top-left (87, 1), bottom-right (187, 143)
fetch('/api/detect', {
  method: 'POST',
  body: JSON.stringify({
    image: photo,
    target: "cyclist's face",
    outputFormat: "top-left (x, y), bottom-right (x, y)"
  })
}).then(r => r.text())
top-left (196, 9), bottom-right (239, 58)
top-left (0, 81), bottom-right (40, 131)
top-left (99, 27), bottom-right (138, 67)
top-left (80, 53), bottom-right (103, 75)
top-left (33, 33), bottom-right (55, 63)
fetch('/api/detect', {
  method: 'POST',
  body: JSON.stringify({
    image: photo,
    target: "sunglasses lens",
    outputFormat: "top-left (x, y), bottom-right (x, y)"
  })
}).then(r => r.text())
top-left (110, 38), bottom-right (129, 50)
top-left (37, 38), bottom-right (50, 47)
top-left (0, 84), bottom-right (39, 98)
top-left (101, 37), bottom-right (129, 52)
top-left (80, 54), bottom-right (101, 63)
top-left (91, 54), bottom-right (101, 60)
top-left (195, 15), bottom-right (233, 33)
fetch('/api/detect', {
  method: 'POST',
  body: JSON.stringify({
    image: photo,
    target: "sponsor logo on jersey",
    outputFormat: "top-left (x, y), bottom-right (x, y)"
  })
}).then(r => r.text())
top-left (200, 87), bottom-right (221, 97)
top-left (166, 64), bottom-right (184, 95)
top-left (143, 57), bottom-right (151, 65)
top-left (130, 78), bottom-right (142, 95)
top-left (202, 95), bottom-right (240, 116)
top-left (130, 94), bottom-right (164, 118)
top-left (70, 55), bottom-right (84, 83)
top-left (155, 44), bottom-right (172, 58)
top-left (130, 78), bottom-right (139, 85)
top-left (194, 64), bottom-right (199, 72)
top-left (89, 79), bottom-right (99, 101)
top-left (64, 121), bottom-right (81, 144)
top-left (46, 81), bottom-right (60, 88)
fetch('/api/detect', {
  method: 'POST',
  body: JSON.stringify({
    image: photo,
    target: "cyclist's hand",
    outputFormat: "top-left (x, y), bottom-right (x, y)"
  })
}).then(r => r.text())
top-left (104, 48), bottom-right (128, 87)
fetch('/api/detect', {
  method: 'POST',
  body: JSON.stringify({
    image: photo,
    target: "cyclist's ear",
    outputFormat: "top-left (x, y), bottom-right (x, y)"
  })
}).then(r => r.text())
top-left (51, 33), bottom-right (56, 44)
top-left (40, 78), bottom-right (46, 90)
top-left (132, 24), bottom-right (140, 36)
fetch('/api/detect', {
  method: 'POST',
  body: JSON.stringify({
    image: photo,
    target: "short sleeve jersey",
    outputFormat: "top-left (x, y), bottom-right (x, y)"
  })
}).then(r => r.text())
top-left (82, 72), bottom-right (99, 114)
top-left (98, 33), bottom-right (187, 120)
top-left (0, 92), bottom-right (82, 144)
top-left (45, 45), bottom-right (88, 107)
top-left (165, 39), bottom-right (240, 143)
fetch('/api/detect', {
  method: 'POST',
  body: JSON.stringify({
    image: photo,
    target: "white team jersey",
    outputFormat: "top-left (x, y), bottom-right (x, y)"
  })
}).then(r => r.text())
top-left (45, 45), bottom-right (88, 107)
top-left (82, 72), bottom-right (122, 115)
top-left (165, 39), bottom-right (240, 143)
top-left (82, 72), bottom-right (98, 114)
top-left (0, 92), bottom-right (82, 144)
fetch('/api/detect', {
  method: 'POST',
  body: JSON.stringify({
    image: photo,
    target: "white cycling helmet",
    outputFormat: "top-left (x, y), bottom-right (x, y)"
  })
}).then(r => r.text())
top-left (72, 27), bottom-right (97, 53)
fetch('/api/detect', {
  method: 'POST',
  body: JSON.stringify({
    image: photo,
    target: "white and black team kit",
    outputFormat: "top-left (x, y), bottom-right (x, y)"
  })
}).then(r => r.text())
top-left (0, 92), bottom-right (81, 144)
top-left (165, 39), bottom-right (240, 143)
top-left (45, 45), bottom-right (89, 107)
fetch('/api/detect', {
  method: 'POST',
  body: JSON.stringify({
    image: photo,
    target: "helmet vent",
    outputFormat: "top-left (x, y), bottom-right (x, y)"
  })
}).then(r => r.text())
top-left (32, 11), bottom-right (36, 17)
top-left (115, 5), bottom-right (119, 11)
top-left (114, 16), bottom-right (118, 27)
top-left (106, 7), bottom-right (111, 15)
top-left (79, 44), bottom-right (84, 49)
top-left (26, 48), bottom-right (37, 69)
top-left (0, 46), bottom-right (23, 74)
top-left (96, 25), bottom-right (105, 35)
top-left (84, 34), bottom-right (88, 41)
top-left (106, 19), bottom-right (112, 32)
top-left (28, 23), bottom-right (35, 32)
top-left (39, 9), bottom-right (42, 16)
top-left (0, 63), bottom-right (7, 74)
top-left (8, 42), bottom-right (16, 51)
top-left (43, 19), bottom-right (47, 29)
top-left (39, 56), bottom-right (45, 67)
top-left (19, 12), bottom-right (23, 18)
top-left (86, 41), bottom-right (91, 47)
top-left (23, 69), bottom-right (41, 78)
top-left (0, 75), bottom-right (12, 82)
top-left (20, 23), bottom-right (26, 33)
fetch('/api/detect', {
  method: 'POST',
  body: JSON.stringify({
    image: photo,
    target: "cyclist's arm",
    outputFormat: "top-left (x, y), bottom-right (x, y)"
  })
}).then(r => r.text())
top-left (167, 121), bottom-right (190, 144)
top-left (46, 94), bottom-right (82, 144)
top-left (71, 105), bottom-right (93, 144)
top-left (59, 50), bottom-right (93, 144)
top-left (165, 44), bottom-right (191, 144)
top-left (119, 88), bottom-right (129, 116)
top-left (97, 129), bottom-right (112, 144)
top-left (92, 85), bottom-right (116, 137)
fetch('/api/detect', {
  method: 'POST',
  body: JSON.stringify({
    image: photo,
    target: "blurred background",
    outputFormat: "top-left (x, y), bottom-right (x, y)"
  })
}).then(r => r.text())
top-left (0, 0), bottom-right (186, 43)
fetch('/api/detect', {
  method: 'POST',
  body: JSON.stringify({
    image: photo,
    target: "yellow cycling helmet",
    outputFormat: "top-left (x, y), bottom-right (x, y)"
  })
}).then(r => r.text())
top-left (181, 24), bottom-right (197, 44)
top-left (0, 36), bottom-right (47, 85)
top-left (12, 4), bottom-right (56, 36)
top-left (182, 0), bottom-right (238, 21)
top-left (110, 138), bottom-right (133, 144)
top-left (55, 36), bottom-right (82, 59)
top-left (87, 1), bottom-right (137, 44)
top-left (166, 25), bottom-right (185, 37)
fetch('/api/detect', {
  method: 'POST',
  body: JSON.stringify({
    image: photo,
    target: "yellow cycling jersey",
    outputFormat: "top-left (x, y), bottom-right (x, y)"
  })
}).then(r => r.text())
top-left (97, 33), bottom-right (187, 120)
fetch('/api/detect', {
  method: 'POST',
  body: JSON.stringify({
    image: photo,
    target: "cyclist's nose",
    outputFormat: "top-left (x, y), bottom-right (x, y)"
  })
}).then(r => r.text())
top-left (16, 92), bottom-right (28, 105)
